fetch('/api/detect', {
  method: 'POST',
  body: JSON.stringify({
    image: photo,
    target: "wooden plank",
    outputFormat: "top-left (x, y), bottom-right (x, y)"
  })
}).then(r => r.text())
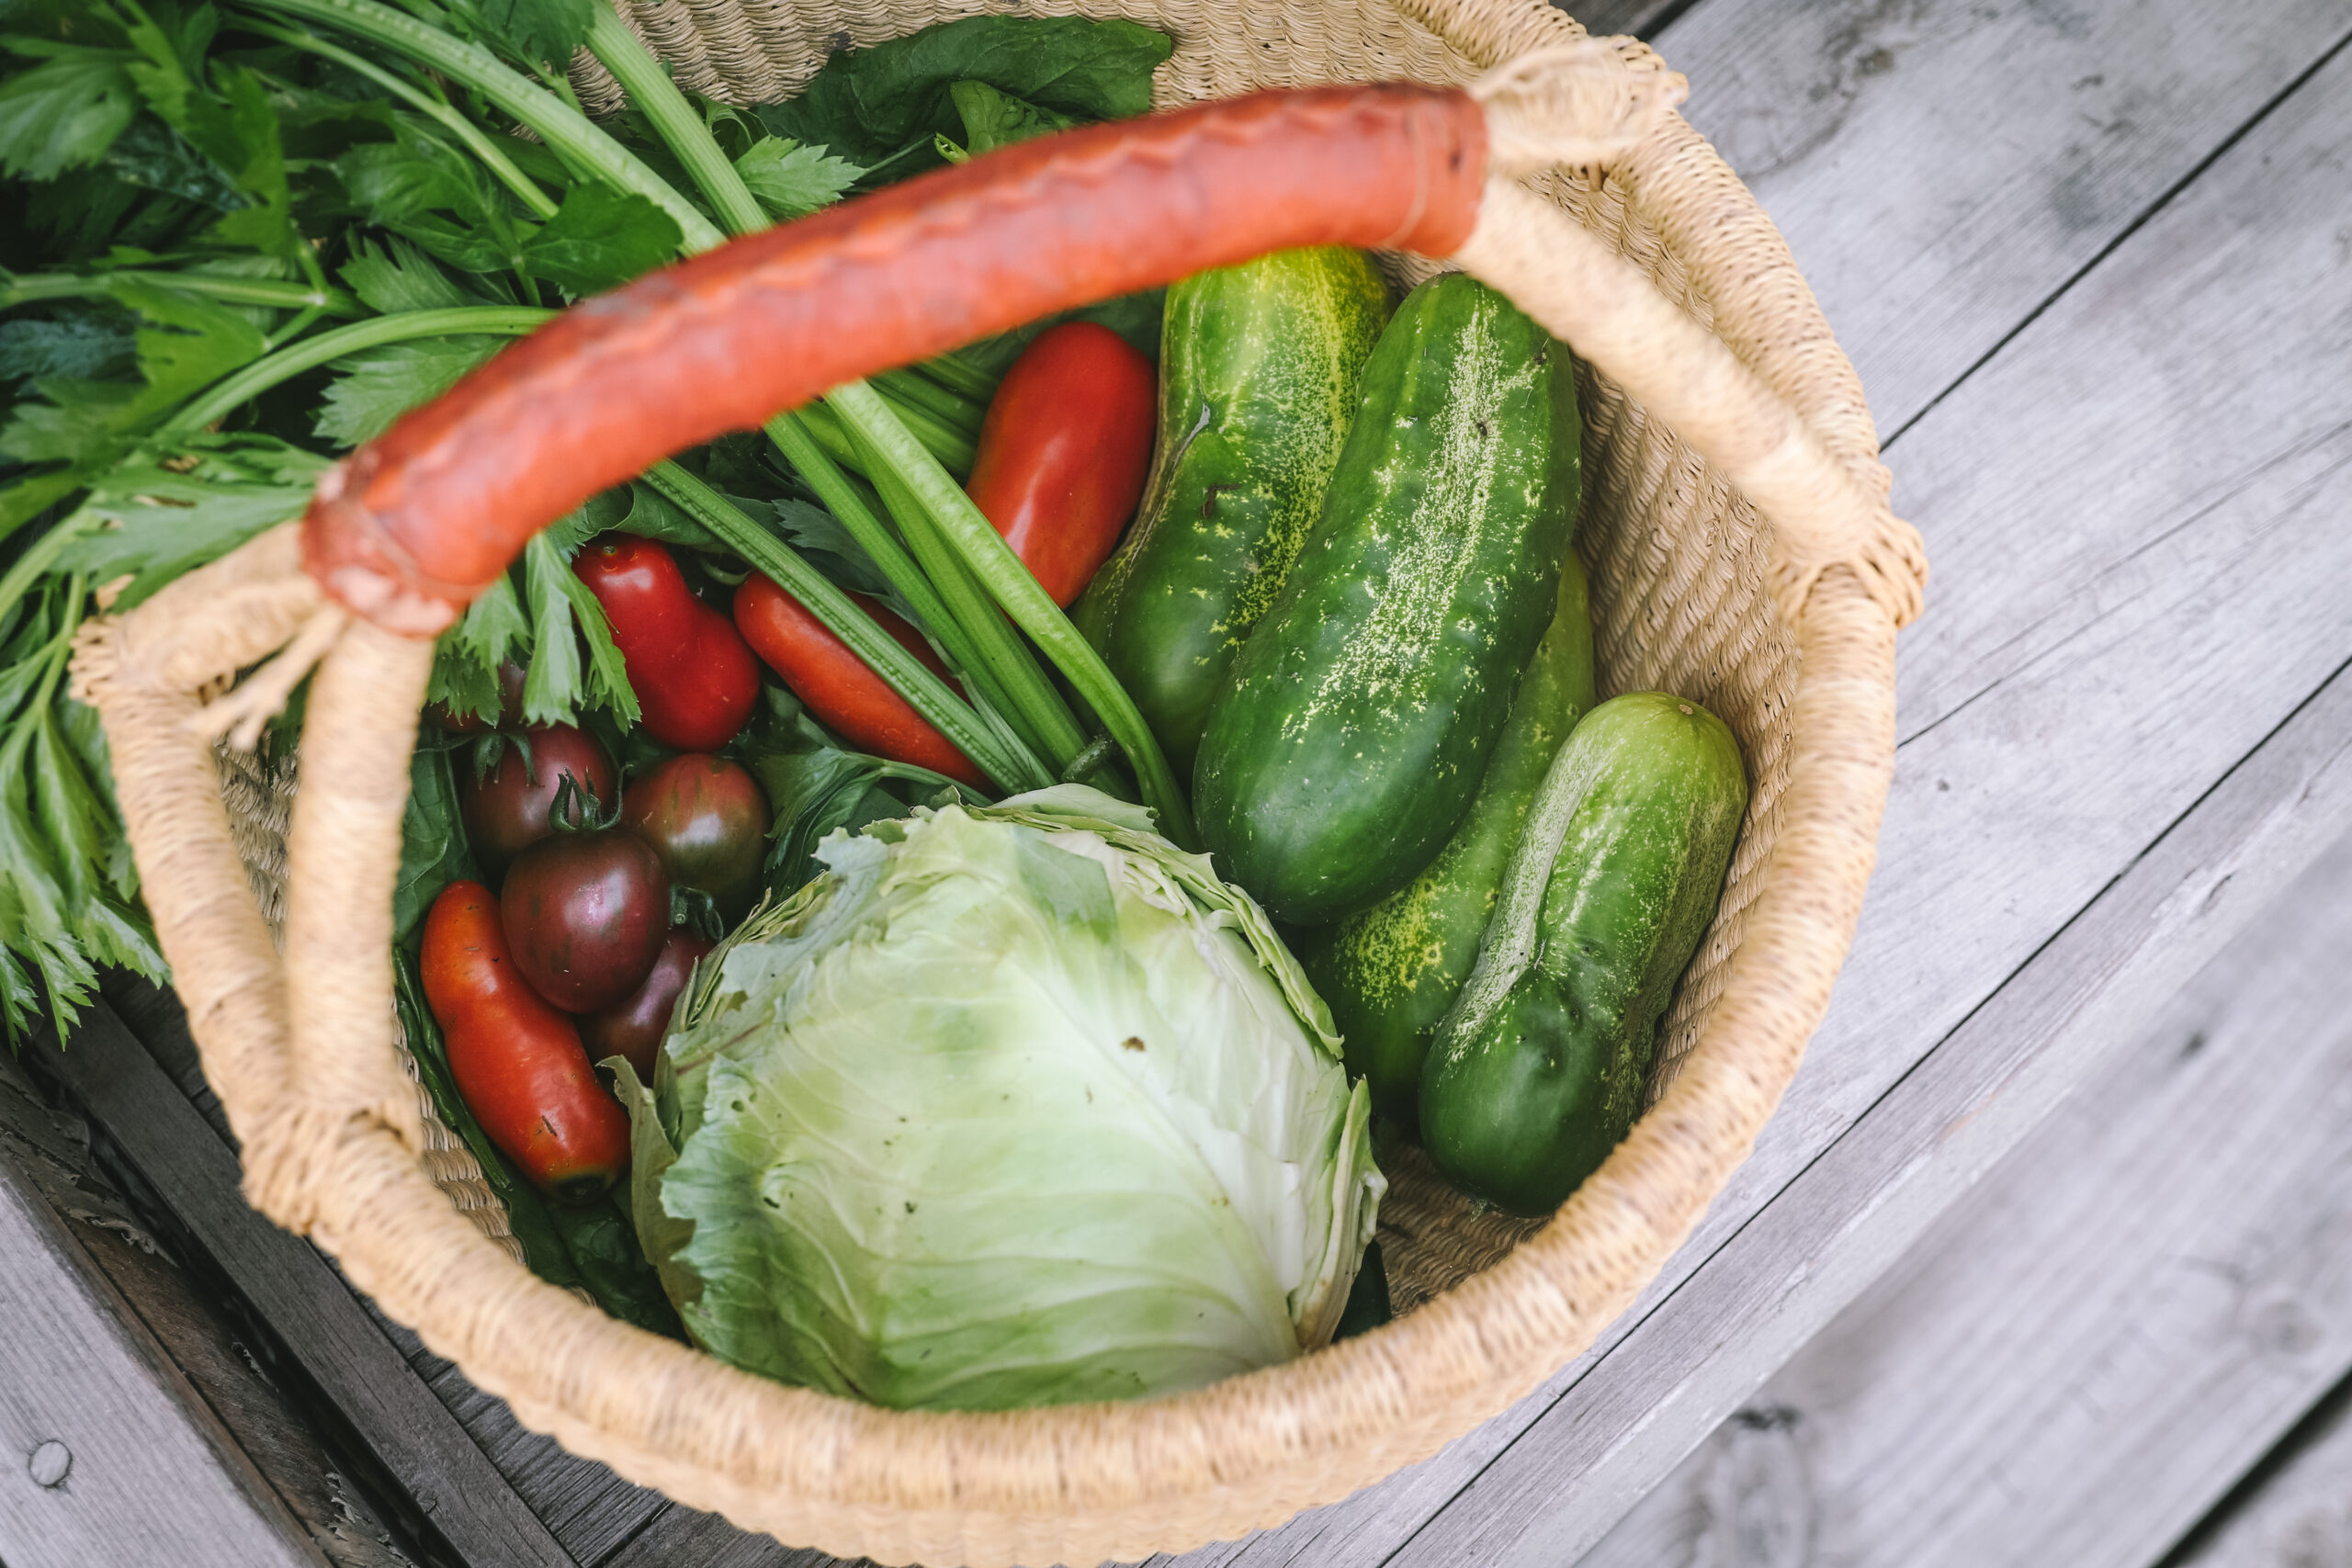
top-left (1577, 827), bottom-right (2352, 1568)
top-left (2165, 1372), bottom-right (2352, 1568)
top-left (0, 1096), bottom-right (322, 1568)
top-left (106, 972), bottom-right (674, 1566)
top-left (5, 1030), bottom-right (416, 1568)
top-left (45, 997), bottom-right (581, 1568)
top-left (1657, 0), bottom-right (2352, 436)
top-left (1178, 25), bottom-right (2352, 1568)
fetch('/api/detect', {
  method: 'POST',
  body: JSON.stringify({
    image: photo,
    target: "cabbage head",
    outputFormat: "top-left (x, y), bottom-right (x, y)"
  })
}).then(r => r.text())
top-left (613, 785), bottom-right (1383, 1411)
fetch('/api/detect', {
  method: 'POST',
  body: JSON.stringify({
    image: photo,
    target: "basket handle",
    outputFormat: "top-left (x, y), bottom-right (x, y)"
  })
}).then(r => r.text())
top-left (90, 54), bottom-right (1925, 1230)
top-left (303, 84), bottom-right (1488, 636)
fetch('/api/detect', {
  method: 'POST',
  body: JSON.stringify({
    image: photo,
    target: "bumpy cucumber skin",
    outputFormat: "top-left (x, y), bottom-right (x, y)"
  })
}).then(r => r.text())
top-left (1419, 693), bottom-right (1747, 1217)
top-left (1298, 553), bottom-right (1595, 1128)
top-left (1193, 272), bottom-right (1581, 924)
top-left (1073, 248), bottom-right (1390, 777)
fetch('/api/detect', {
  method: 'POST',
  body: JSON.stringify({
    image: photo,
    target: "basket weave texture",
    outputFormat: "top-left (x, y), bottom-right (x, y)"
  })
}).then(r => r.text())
top-left (72, 2), bottom-right (1925, 1562)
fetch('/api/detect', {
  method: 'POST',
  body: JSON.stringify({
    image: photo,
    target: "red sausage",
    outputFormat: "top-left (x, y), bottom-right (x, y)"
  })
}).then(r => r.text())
top-left (420, 880), bottom-right (631, 1201)
top-left (965, 322), bottom-right (1157, 606)
top-left (733, 575), bottom-right (988, 788)
top-left (572, 535), bottom-right (760, 751)
top-left (304, 85), bottom-right (1488, 633)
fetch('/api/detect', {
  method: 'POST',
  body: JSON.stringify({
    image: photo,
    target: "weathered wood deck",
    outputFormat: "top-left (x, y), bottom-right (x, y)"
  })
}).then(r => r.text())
top-left (6, 2), bottom-right (2351, 1565)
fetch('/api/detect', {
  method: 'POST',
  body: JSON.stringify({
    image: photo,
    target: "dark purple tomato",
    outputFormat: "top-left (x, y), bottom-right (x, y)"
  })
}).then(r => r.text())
top-left (427, 660), bottom-right (527, 735)
top-left (500, 830), bottom-right (671, 1013)
top-left (460, 726), bottom-right (616, 883)
top-left (620, 754), bottom-right (773, 924)
top-left (581, 928), bottom-right (715, 1081)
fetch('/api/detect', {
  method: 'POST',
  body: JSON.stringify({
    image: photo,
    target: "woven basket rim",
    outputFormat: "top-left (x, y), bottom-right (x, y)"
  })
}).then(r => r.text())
top-left (75, 3), bottom-right (1916, 1562)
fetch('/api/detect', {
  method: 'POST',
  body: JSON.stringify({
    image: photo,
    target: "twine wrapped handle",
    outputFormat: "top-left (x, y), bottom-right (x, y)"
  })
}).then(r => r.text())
top-left (85, 54), bottom-right (1923, 1242)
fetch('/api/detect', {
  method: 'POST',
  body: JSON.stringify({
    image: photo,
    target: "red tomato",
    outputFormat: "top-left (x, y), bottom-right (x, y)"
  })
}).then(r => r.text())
top-left (965, 321), bottom-right (1157, 606)
top-left (580, 928), bottom-right (715, 1083)
top-left (621, 754), bottom-right (773, 925)
top-left (733, 575), bottom-right (988, 788)
top-left (459, 725), bottom-right (616, 884)
top-left (420, 881), bottom-right (629, 1201)
top-left (500, 829), bottom-right (672, 1013)
top-left (573, 535), bottom-right (761, 750)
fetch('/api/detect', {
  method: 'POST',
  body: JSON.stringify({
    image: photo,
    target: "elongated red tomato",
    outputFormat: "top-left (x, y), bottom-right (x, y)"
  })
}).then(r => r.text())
top-left (420, 881), bottom-right (629, 1201)
top-left (734, 576), bottom-right (987, 788)
top-left (573, 535), bottom-right (760, 750)
top-left (966, 322), bottom-right (1158, 606)
top-left (581, 928), bottom-right (714, 1082)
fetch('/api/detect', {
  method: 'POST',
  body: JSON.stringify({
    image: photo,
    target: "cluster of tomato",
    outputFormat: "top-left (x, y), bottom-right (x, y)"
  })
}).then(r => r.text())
top-left (416, 321), bottom-right (1158, 1205)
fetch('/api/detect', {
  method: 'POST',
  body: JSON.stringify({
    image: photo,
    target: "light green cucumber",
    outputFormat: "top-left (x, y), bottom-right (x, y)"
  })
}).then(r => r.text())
top-left (1193, 272), bottom-right (1581, 924)
top-left (1419, 693), bottom-right (1747, 1216)
top-left (1073, 247), bottom-right (1389, 777)
top-left (1297, 554), bottom-right (1596, 1128)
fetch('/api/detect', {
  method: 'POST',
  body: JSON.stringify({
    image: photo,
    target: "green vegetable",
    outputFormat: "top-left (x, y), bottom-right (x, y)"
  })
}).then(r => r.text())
top-left (1075, 248), bottom-right (1389, 776)
top-left (1299, 554), bottom-right (1596, 1127)
top-left (753, 15), bottom-right (1170, 177)
top-left (1193, 273), bottom-right (1582, 923)
top-left (1420, 693), bottom-right (1747, 1217)
top-left (617, 785), bottom-right (1383, 1409)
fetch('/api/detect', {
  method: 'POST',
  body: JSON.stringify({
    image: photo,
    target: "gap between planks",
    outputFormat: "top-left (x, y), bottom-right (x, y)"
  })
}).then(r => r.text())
top-left (1577, 826), bottom-right (2352, 1568)
top-left (1163, 6), bottom-right (2352, 1566)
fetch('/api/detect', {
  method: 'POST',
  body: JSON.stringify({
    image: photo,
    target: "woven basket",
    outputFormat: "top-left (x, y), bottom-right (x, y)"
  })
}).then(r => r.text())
top-left (73, 0), bottom-right (1925, 1562)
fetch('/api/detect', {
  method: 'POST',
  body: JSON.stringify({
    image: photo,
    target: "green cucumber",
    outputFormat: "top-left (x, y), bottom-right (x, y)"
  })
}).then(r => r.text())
top-left (1074, 247), bottom-right (1389, 776)
top-left (1193, 272), bottom-right (1580, 924)
top-left (1419, 693), bottom-right (1747, 1217)
top-left (1298, 553), bottom-right (1596, 1128)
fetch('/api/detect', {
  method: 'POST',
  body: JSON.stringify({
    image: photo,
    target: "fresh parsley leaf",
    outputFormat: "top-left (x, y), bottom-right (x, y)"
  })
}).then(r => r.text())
top-left (55, 432), bottom-right (330, 604)
top-left (100, 116), bottom-right (250, 210)
top-left (428, 568), bottom-right (528, 724)
top-left (768, 494), bottom-right (892, 598)
top-left (0, 46), bottom-right (141, 179)
top-left (752, 16), bottom-right (1170, 174)
top-left (732, 135), bottom-right (860, 220)
top-left (334, 118), bottom-right (517, 275)
top-left (520, 530), bottom-right (638, 728)
top-left (514, 182), bottom-right (680, 297)
top-left (340, 234), bottom-right (473, 313)
top-left (186, 63), bottom-right (297, 259)
top-left (312, 334), bottom-right (503, 447)
top-left (0, 312), bottom-right (137, 388)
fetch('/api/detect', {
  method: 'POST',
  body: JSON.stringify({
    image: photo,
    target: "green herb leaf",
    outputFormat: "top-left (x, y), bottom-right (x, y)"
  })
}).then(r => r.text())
top-left (55, 432), bottom-right (329, 606)
top-left (519, 529), bottom-right (639, 728)
top-left (752, 16), bottom-right (1170, 174)
top-left (0, 48), bottom-right (141, 180)
top-left (100, 117), bottom-right (251, 210)
top-left (946, 78), bottom-right (1079, 156)
top-left (339, 235), bottom-right (473, 314)
top-left (442, 0), bottom-right (596, 71)
top-left (514, 181), bottom-right (681, 297)
top-left (312, 334), bottom-right (503, 447)
top-left (767, 495), bottom-right (892, 598)
top-left (428, 568), bottom-right (528, 724)
top-left (730, 135), bottom-right (860, 220)
top-left (393, 741), bottom-right (479, 942)
top-left (334, 118), bottom-right (514, 274)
